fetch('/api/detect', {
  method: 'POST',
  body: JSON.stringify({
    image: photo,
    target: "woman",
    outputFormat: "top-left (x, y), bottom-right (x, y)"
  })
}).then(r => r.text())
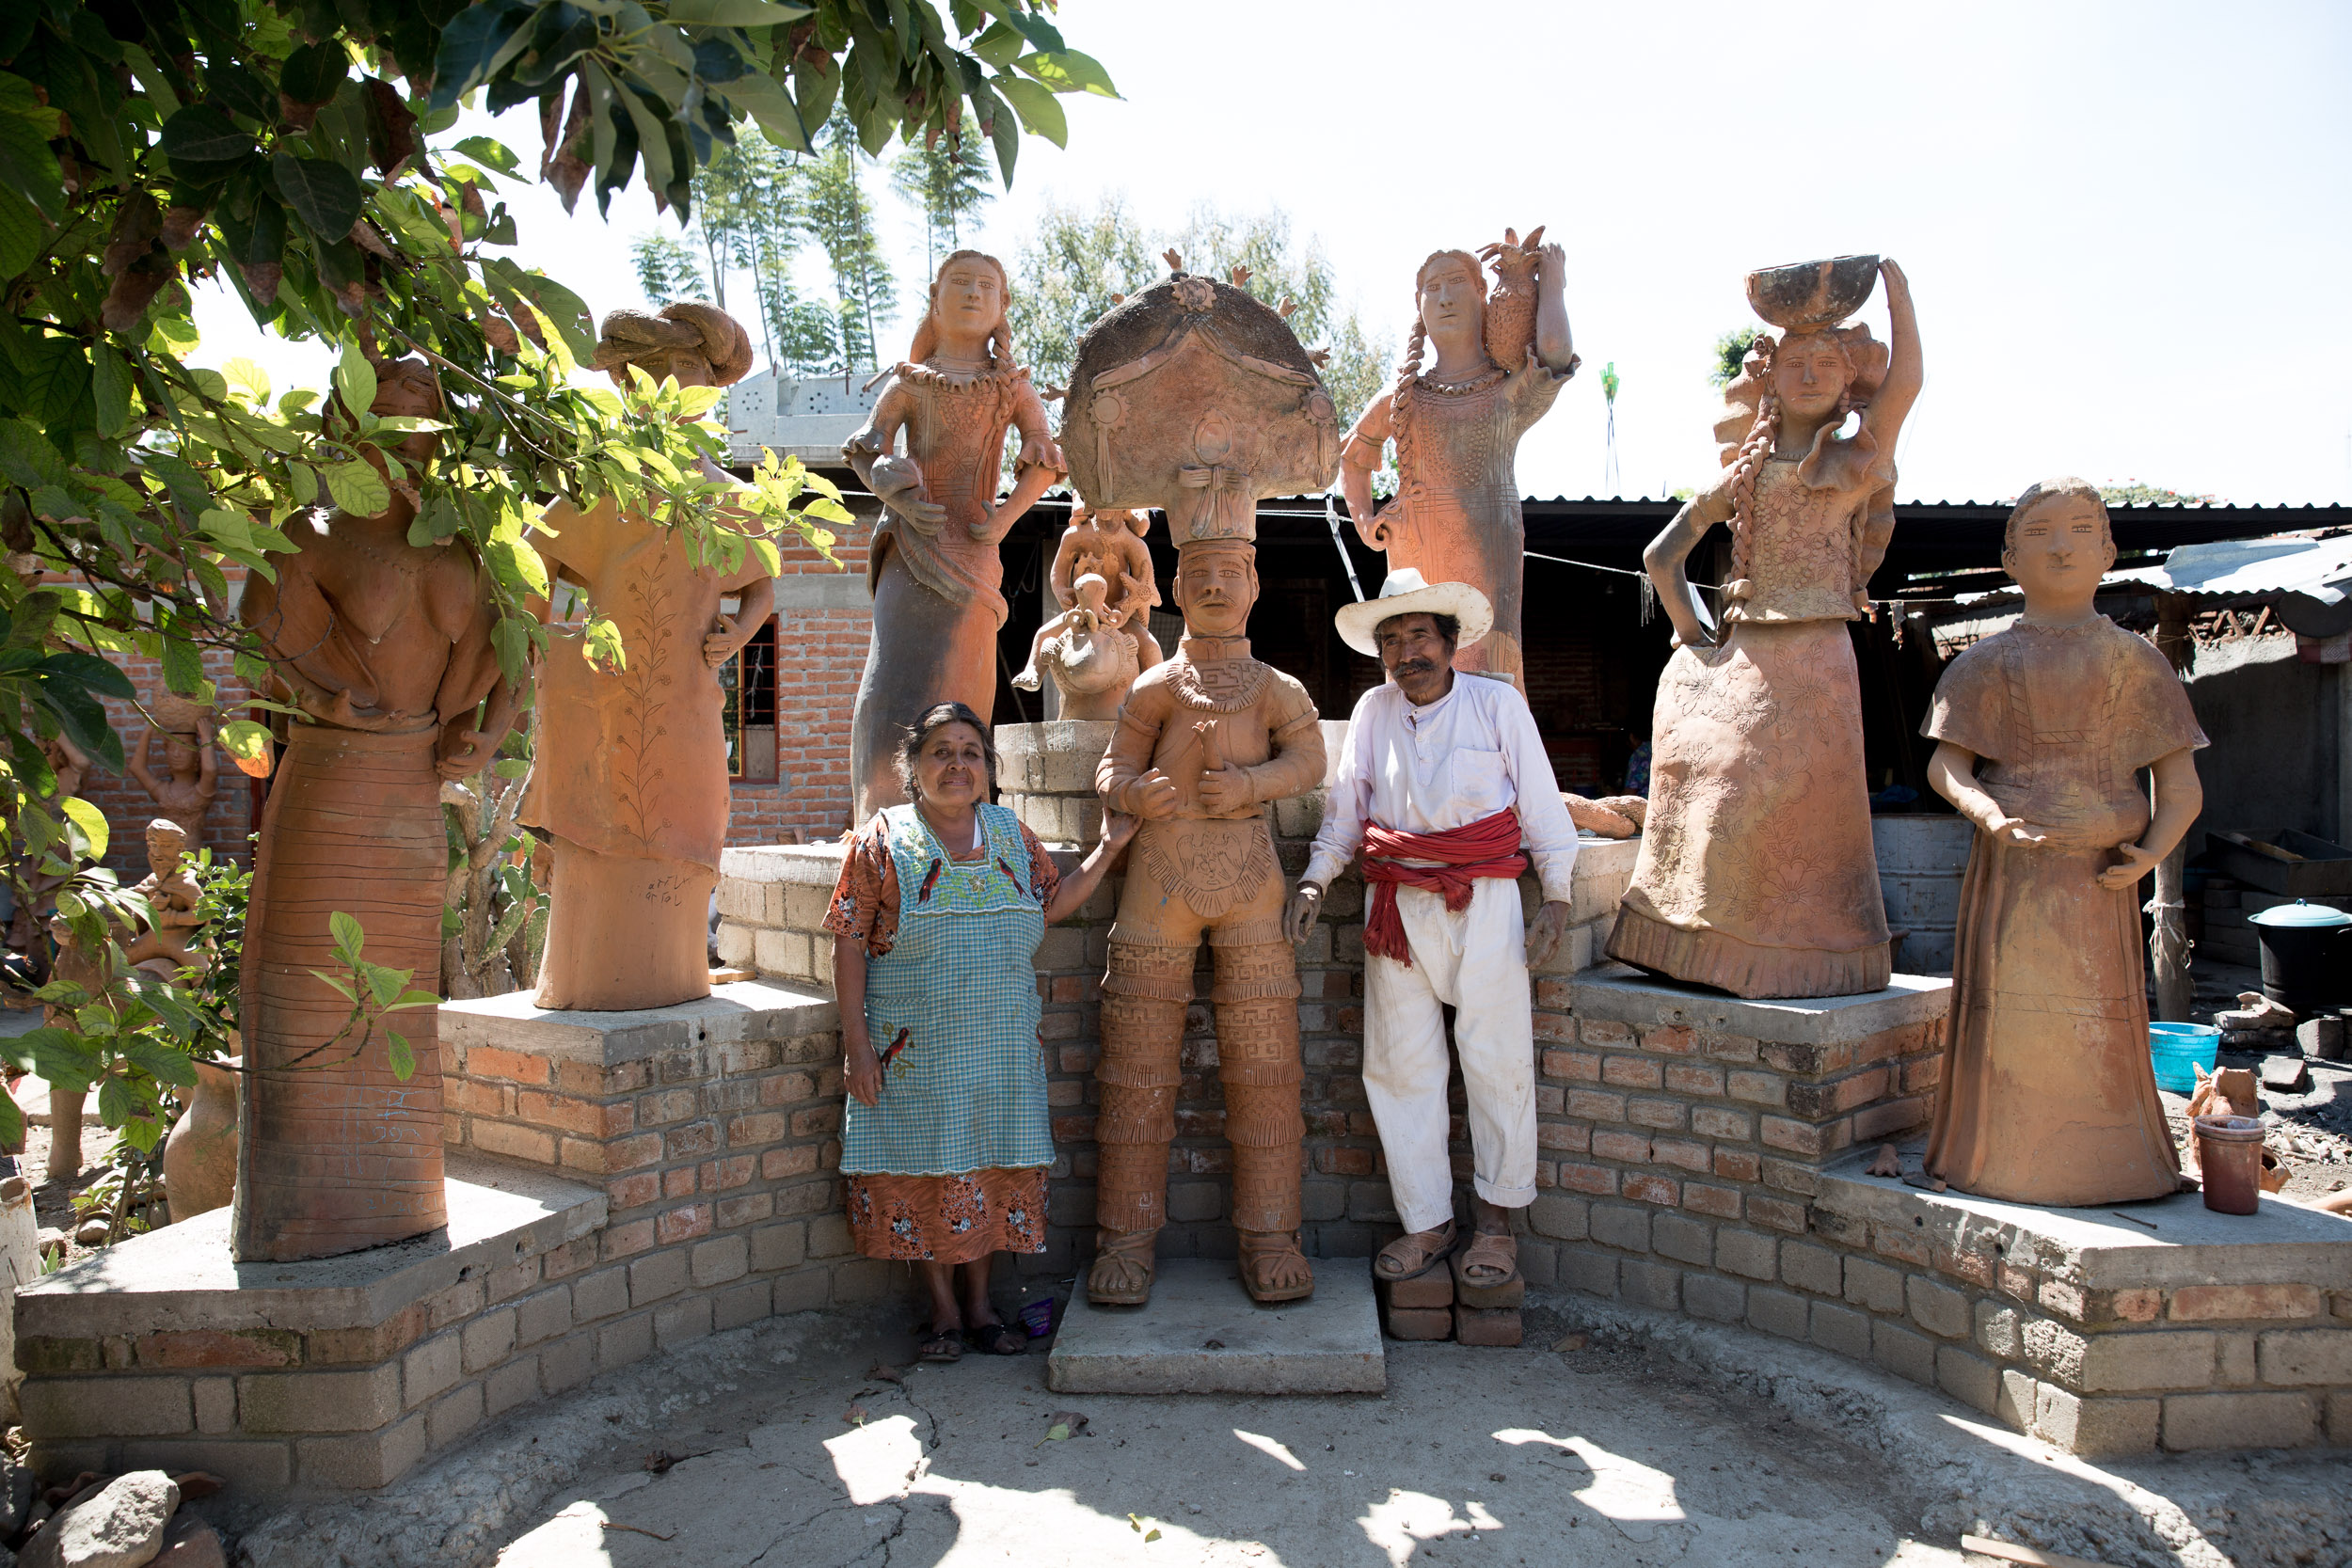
top-left (825, 702), bottom-right (1135, 1359)
top-left (523, 302), bottom-right (776, 1011)
top-left (1607, 261), bottom-right (1921, 999)
top-left (843, 251), bottom-right (1066, 824)
top-left (1338, 237), bottom-right (1577, 689)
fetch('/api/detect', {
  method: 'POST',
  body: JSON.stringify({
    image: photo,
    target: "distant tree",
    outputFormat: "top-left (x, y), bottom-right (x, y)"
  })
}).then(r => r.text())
top-left (1709, 326), bottom-right (1763, 388)
top-left (891, 126), bottom-right (997, 277)
top-left (2100, 483), bottom-right (2221, 508)
top-left (803, 111), bottom-right (900, 371)
top-left (1008, 196), bottom-right (1161, 397)
top-left (630, 233), bottom-right (706, 308)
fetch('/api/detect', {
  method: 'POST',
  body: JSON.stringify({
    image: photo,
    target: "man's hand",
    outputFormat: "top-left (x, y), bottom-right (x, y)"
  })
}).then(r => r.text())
top-left (1525, 899), bottom-right (1571, 968)
top-left (1197, 766), bottom-right (1253, 814)
top-left (1127, 768), bottom-right (1181, 820)
top-left (2099, 841), bottom-right (2161, 892)
top-left (1282, 881), bottom-right (1324, 945)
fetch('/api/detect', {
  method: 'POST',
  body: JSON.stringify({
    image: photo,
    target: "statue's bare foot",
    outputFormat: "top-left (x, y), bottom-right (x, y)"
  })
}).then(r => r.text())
top-left (1087, 1228), bottom-right (1157, 1306)
top-left (1237, 1229), bottom-right (1314, 1303)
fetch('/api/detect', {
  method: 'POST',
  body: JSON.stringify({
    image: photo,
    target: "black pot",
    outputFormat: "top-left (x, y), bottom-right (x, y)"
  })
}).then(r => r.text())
top-left (2250, 901), bottom-right (2352, 1015)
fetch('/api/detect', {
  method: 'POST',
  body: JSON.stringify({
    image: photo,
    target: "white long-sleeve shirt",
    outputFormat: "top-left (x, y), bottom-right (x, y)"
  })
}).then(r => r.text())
top-left (1303, 673), bottom-right (1580, 903)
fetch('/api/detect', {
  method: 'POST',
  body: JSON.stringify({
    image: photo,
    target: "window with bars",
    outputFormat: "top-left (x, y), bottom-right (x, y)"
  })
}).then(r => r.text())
top-left (720, 613), bottom-right (779, 783)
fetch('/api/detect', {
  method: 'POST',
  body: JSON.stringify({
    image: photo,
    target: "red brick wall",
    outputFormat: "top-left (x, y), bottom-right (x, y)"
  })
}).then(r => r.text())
top-left (81, 644), bottom-right (257, 881)
top-left (728, 529), bottom-right (873, 847)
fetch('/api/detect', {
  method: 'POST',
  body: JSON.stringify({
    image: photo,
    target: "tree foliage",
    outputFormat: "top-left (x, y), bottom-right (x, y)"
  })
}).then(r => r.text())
top-left (890, 122), bottom-right (993, 275)
top-left (801, 109), bottom-right (898, 370)
top-left (0, 0), bottom-right (1110, 1148)
top-left (2099, 483), bottom-right (2221, 509)
top-left (1709, 325), bottom-right (1762, 388)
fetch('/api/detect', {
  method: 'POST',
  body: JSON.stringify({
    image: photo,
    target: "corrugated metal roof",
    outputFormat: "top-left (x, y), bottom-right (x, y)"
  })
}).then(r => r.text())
top-left (2107, 534), bottom-right (2352, 605)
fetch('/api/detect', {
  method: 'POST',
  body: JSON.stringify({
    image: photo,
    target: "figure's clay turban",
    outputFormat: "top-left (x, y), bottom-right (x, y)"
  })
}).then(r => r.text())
top-left (592, 302), bottom-right (755, 388)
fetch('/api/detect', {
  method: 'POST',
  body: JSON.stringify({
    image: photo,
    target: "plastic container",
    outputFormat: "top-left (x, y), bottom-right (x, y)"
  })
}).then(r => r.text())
top-left (2148, 1022), bottom-right (2220, 1094)
top-left (2194, 1115), bottom-right (2265, 1215)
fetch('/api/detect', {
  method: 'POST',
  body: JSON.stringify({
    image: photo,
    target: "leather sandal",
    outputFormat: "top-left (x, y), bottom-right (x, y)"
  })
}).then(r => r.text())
top-left (1237, 1229), bottom-right (1315, 1304)
top-left (1374, 1220), bottom-right (1457, 1281)
top-left (1458, 1228), bottom-right (1518, 1287)
top-left (1087, 1228), bottom-right (1158, 1306)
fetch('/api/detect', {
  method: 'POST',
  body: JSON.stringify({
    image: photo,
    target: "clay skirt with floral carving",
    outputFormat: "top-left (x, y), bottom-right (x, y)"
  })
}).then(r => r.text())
top-left (846, 1169), bottom-right (1048, 1264)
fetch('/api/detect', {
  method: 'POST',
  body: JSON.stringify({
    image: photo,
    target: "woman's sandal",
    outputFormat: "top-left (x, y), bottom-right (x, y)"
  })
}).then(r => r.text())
top-left (1457, 1228), bottom-right (1518, 1287)
top-left (917, 1328), bottom-right (964, 1363)
top-left (966, 1322), bottom-right (1026, 1356)
top-left (1374, 1220), bottom-right (1458, 1282)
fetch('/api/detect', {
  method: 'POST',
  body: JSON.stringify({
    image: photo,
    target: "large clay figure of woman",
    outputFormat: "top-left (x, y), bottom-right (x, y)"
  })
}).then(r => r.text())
top-left (524, 303), bottom-right (777, 1012)
top-left (1339, 232), bottom-right (1577, 688)
top-left (844, 251), bottom-right (1066, 822)
top-left (1923, 480), bottom-right (2205, 1204)
top-left (237, 356), bottom-right (520, 1261)
top-left (1606, 259), bottom-right (1921, 1000)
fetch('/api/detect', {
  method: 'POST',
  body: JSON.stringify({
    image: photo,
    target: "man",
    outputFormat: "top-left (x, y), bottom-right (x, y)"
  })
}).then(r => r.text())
top-left (1284, 569), bottom-right (1579, 1288)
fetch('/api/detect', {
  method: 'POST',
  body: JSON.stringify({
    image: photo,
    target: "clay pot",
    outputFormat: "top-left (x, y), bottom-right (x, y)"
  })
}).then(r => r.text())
top-left (1745, 254), bottom-right (1879, 331)
top-left (2194, 1115), bottom-right (2265, 1216)
top-left (163, 1056), bottom-right (240, 1223)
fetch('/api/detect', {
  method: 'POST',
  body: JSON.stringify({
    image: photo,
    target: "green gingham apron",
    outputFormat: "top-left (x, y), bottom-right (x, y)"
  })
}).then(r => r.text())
top-left (840, 802), bottom-right (1052, 1177)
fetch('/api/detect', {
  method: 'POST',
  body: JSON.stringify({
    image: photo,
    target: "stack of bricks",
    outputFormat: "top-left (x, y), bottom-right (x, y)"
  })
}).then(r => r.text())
top-left (437, 982), bottom-right (889, 1331)
top-left (1374, 1253), bottom-right (1525, 1346)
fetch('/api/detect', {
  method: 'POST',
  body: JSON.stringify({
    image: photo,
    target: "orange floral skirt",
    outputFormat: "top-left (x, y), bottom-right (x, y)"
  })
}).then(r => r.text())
top-left (846, 1168), bottom-right (1048, 1263)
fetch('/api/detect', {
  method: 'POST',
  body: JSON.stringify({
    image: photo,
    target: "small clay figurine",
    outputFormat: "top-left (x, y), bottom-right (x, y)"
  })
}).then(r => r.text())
top-left (845, 251), bottom-right (1067, 821)
top-left (1340, 230), bottom-right (1578, 689)
top-left (1922, 479), bottom-right (2206, 1206)
top-left (524, 301), bottom-right (777, 1013)
top-left (1011, 570), bottom-right (1164, 721)
top-left (120, 818), bottom-right (207, 976)
top-left (1048, 503), bottom-right (1158, 628)
top-left (126, 709), bottom-right (218, 848)
top-left (238, 352), bottom-right (524, 1261)
top-left (1609, 257), bottom-right (1922, 999)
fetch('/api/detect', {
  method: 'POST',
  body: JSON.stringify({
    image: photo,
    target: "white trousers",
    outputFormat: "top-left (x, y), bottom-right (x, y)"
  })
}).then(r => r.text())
top-left (1361, 877), bottom-right (1538, 1233)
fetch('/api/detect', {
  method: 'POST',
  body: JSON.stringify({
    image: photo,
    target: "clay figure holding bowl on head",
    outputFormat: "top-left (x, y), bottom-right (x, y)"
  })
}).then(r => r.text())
top-left (844, 251), bottom-right (1068, 822)
top-left (1607, 256), bottom-right (1922, 1000)
top-left (1921, 479), bottom-right (2206, 1206)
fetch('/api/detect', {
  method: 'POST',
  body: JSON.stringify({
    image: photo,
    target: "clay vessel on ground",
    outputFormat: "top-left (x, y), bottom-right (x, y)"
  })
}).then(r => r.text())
top-left (163, 1056), bottom-right (239, 1222)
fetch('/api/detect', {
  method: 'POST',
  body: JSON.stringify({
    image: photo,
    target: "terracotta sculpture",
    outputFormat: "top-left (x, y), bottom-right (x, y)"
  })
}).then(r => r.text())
top-left (1923, 480), bottom-right (2205, 1204)
top-left (1608, 257), bottom-right (1922, 999)
top-left (1012, 571), bottom-right (1162, 721)
top-left (127, 693), bottom-right (217, 847)
top-left (41, 914), bottom-right (100, 1181)
top-left (120, 818), bottom-right (206, 977)
top-left (162, 1055), bottom-right (239, 1222)
top-left (1050, 503), bottom-right (1158, 626)
top-left (237, 354), bottom-right (521, 1261)
top-left (1060, 268), bottom-right (1339, 1306)
top-left (845, 251), bottom-right (1067, 822)
top-left (1339, 230), bottom-right (1578, 689)
top-left (522, 302), bottom-right (775, 1012)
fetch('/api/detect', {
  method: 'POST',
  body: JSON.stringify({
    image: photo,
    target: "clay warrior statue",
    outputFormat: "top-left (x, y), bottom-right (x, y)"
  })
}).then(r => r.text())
top-left (1340, 230), bottom-right (1577, 689)
top-left (1608, 257), bottom-right (1921, 999)
top-left (1060, 266), bottom-right (1340, 1306)
top-left (238, 354), bottom-right (521, 1260)
top-left (127, 687), bottom-right (218, 847)
top-left (1922, 480), bottom-right (2205, 1204)
top-left (845, 251), bottom-right (1067, 822)
top-left (523, 302), bottom-right (776, 1012)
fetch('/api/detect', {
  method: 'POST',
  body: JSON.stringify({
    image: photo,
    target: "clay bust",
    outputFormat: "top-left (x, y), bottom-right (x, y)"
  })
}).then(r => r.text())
top-left (121, 818), bottom-right (206, 976)
top-left (237, 353), bottom-right (522, 1261)
top-left (522, 302), bottom-right (775, 1012)
top-left (1340, 231), bottom-right (1577, 689)
top-left (1011, 570), bottom-right (1163, 721)
top-left (1608, 258), bottom-right (1922, 999)
top-left (1922, 480), bottom-right (2206, 1204)
top-left (845, 251), bottom-right (1068, 822)
top-left (128, 690), bottom-right (217, 847)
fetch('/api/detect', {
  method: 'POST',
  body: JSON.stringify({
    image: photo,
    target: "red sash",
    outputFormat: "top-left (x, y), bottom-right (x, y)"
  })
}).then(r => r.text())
top-left (1360, 809), bottom-right (1528, 967)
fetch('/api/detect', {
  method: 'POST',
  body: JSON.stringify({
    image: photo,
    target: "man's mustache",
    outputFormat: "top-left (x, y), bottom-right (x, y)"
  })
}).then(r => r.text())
top-left (1395, 657), bottom-right (1435, 674)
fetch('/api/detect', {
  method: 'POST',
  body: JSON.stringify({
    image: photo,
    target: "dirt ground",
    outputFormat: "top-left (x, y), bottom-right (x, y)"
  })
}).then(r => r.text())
top-left (2173, 957), bottom-right (2352, 1207)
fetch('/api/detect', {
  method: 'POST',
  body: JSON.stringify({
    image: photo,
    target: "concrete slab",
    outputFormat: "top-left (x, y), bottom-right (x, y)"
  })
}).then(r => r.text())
top-left (16, 1155), bottom-right (603, 1336)
top-left (1047, 1258), bottom-right (1385, 1395)
top-left (438, 979), bottom-right (835, 1064)
top-left (1818, 1148), bottom-right (2352, 1290)
top-left (716, 843), bottom-right (850, 885)
top-left (1567, 962), bottom-right (1952, 1046)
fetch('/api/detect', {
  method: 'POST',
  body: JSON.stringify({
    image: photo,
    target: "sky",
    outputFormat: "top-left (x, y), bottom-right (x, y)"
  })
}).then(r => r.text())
top-left (190, 0), bottom-right (2352, 507)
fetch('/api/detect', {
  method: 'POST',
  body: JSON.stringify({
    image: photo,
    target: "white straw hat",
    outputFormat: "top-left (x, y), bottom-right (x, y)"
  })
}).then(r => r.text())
top-left (1333, 567), bottom-right (1494, 657)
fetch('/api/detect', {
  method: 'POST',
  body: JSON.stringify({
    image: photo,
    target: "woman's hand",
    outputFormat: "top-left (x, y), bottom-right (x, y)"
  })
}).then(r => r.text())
top-left (1879, 257), bottom-right (1910, 304)
top-left (703, 612), bottom-right (751, 669)
top-left (1100, 808), bottom-right (1139, 853)
top-left (2099, 841), bottom-right (2161, 891)
top-left (844, 1035), bottom-right (882, 1108)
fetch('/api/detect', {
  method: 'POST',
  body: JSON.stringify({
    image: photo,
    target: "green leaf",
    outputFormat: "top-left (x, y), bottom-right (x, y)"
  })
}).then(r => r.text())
top-left (334, 335), bottom-right (378, 416)
top-left (217, 718), bottom-right (273, 775)
top-left (160, 633), bottom-right (205, 696)
top-left (0, 73), bottom-right (68, 217)
top-left (60, 796), bottom-right (109, 863)
top-left (1015, 48), bottom-right (1119, 98)
top-left (278, 40), bottom-right (351, 106)
top-left (0, 1096), bottom-right (19, 1149)
top-left (388, 1029), bottom-right (416, 1082)
top-left (329, 910), bottom-right (364, 962)
top-left (97, 1074), bottom-right (132, 1129)
top-left (663, 0), bottom-right (811, 23)
top-left (157, 103), bottom-right (256, 168)
top-left (273, 154), bottom-right (367, 241)
top-left (491, 615), bottom-right (532, 685)
top-left (993, 75), bottom-right (1065, 149)
top-left (91, 344), bottom-right (133, 438)
top-left (363, 960), bottom-right (404, 1009)
top-left (125, 1039), bottom-right (199, 1088)
top-left (0, 186), bottom-right (45, 278)
top-left (324, 459), bottom-right (390, 515)
top-left (430, 0), bottom-right (537, 111)
top-left (221, 356), bottom-right (273, 404)
top-left (453, 135), bottom-right (522, 175)
top-left (307, 969), bottom-right (358, 1003)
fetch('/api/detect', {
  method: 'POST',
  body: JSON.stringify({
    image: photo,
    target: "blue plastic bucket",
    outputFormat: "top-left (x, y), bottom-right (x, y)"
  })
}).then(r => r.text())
top-left (2149, 1022), bottom-right (2220, 1094)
